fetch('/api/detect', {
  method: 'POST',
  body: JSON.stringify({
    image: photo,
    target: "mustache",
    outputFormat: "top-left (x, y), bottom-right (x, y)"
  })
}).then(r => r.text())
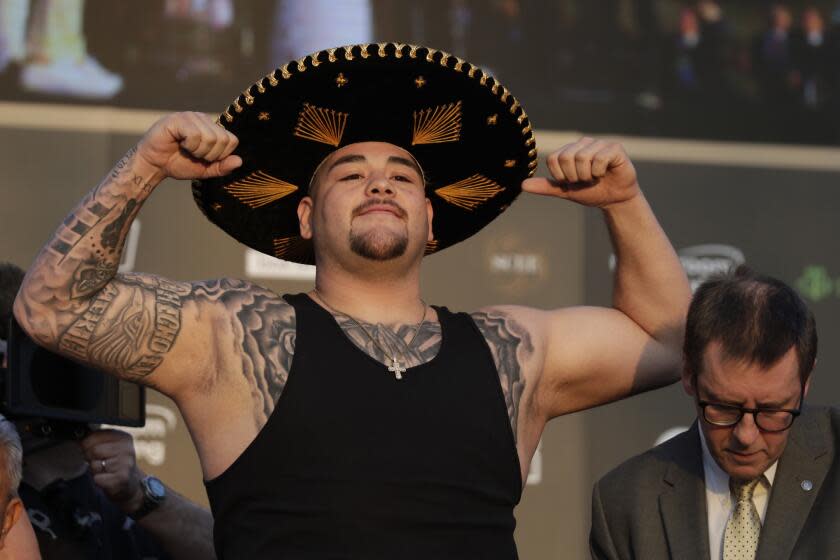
top-left (352, 199), bottom-right (407, 219)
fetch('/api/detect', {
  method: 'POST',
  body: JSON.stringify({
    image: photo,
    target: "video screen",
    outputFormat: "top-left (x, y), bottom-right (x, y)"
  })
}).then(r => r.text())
top-left (1, 0), bottom-right (839, 146)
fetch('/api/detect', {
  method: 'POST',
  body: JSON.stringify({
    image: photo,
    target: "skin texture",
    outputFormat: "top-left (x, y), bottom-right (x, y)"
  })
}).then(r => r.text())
top-left (14, 113), bottom-right (690, 486)
top-left (0, 503), bottom-right (39, 560)
top-left (683, 343), bottom-right (808, 481)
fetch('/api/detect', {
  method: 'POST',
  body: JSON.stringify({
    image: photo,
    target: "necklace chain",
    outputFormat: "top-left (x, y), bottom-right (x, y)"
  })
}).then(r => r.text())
top-left (312, 291), bottom-right (428, 380)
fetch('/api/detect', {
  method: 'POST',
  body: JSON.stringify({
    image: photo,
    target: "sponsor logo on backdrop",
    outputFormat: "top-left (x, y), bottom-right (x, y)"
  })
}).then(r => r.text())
top-left (485, 234), bottom-right (548, 296)
top-left (117, 220), bottom-right (141, 273)
top-left (609, 244), bottom-right (745, 293)
top-left (796, 265), bottom-right (840, 302)
top-left (245, 248), bottom-right (316, 281)
top-left (103, 403), bottom-right (177, 466)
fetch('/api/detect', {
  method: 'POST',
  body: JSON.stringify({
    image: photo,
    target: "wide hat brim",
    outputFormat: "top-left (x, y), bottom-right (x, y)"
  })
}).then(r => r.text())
top-left (193, 43), bottom-right (537, 265)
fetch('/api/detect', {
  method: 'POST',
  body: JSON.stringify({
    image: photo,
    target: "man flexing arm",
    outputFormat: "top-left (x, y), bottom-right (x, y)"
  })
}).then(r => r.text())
top-left (473, 139), bottom-right (691, 476)
top-left (13, 112), bottom-right (295, 478)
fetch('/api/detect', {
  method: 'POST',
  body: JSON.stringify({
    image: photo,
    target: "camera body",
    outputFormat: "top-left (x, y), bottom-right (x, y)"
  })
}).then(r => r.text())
top-left (1, 317), bottom-right (145, 437)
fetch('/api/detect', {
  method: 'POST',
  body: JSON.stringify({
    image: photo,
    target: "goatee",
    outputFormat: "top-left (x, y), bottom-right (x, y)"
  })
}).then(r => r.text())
top-left (349, 230), bottom-right (408, 260)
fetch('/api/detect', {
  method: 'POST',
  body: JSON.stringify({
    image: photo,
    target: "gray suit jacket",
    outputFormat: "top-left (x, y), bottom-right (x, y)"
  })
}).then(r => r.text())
top-left (590, 406), bottom-right (840, 560)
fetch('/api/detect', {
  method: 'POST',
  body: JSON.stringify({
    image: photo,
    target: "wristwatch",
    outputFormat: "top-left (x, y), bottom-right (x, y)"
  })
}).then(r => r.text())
top-left (130, 475), bottom-right (167, 520)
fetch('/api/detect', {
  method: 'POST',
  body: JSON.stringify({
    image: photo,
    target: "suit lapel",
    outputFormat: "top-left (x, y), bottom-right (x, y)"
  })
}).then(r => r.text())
top-left (757, 407), bottom-right (831, 560)
top-left (660, 424), bottom-right (711, 560)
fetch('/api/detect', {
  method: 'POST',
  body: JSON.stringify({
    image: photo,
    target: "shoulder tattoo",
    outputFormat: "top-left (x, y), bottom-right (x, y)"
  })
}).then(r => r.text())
top-left (470, 310), bottom-right (533, 442)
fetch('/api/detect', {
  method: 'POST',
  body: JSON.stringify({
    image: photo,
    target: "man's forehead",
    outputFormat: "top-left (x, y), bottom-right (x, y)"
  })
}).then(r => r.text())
top-left (321, 143), bottom-right (420, 170)
top-left (700, 342), bottom-right (801, 397)
top-left (310, 142), bottom-right (425, 190)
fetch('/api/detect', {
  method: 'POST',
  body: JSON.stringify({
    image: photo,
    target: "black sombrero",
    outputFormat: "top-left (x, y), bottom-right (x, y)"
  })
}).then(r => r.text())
top-left (193, 42), bottom-right (537, 265)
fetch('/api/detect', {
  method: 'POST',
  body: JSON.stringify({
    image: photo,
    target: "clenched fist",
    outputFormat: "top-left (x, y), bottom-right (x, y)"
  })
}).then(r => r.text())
top-left (522, 137), bottom-right (639, 209)
top-left (80, 428), bottom-right (145, 513)
top-left (135, 111), bottom-right (242, 183)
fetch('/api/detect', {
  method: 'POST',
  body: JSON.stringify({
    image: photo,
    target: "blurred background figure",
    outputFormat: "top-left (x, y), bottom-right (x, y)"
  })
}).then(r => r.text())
top-left (270, 0), bottom-right (372, 65)
top-left (0, 414), bottom-right (39, 559)
top-left (0, 262), bottom-right (215, 559)
top-left (18, 426), bottom-right (215, 560)
top-left (794, 6), bottom-right (831, 109)
top-left (0, 0), bottom-right (122, 98)
top-left (754, 3), bottom-right (799, 107)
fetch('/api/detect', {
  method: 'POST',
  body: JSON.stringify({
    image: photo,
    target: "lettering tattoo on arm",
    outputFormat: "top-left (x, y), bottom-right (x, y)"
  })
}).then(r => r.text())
top-left (58, 274), bottom-right (188, 381)
top-left (55, 277), bottom-right (297, 423)
top-left (470, 310), bottom-right (532, 442)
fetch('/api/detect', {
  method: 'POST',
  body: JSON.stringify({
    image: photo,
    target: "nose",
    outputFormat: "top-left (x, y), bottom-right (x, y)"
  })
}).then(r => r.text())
top-left (365, 173), bottom-right (395, 197)
top-left (731, 413), bottom-right (760, 447)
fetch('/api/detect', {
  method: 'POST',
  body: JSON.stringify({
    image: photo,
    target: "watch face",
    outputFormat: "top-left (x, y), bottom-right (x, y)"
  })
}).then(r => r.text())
top-left (146, 477), bottom-right (166, 500)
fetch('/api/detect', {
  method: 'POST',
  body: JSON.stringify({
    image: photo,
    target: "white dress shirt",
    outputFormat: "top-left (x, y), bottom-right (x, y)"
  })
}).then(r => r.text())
top-left (700, 428), bottom-right (777, 560)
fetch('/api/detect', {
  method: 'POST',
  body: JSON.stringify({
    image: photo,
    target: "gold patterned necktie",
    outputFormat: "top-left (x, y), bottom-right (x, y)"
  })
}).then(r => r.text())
top-left (723, 477), bottom-right (762, 560)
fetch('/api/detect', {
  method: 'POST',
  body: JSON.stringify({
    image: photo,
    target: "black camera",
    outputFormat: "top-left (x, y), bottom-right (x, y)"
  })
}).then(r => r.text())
top-left (1, 317), bottom-right (144, 436)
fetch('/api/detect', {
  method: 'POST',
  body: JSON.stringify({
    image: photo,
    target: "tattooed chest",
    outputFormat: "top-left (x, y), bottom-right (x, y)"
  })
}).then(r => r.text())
top-left (242, 312), bottom-right (444, 419)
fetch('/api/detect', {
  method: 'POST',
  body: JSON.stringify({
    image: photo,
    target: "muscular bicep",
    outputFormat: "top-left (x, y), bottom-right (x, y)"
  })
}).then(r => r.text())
top-left (21, 272), bottom-right (290, 399)
top-left (537, 306), bottom-right (682, 418)
top-left (46, 272), bottom-right (214, 393)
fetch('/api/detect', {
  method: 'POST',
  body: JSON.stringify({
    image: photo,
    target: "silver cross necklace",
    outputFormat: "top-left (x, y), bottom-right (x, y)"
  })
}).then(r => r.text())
top-left (312, 291), bottom-right (428, 380)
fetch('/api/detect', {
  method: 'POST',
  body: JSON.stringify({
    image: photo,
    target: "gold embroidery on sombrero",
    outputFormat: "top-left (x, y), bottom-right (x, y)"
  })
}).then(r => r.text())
top-left (224, 171), bottom-right (299, 209)
top-left (294, 103), bottom-right (349, 147)
top-left (412, 101), bottom-right (462, 145)
top-left (272, 236), bottom-right (309, 259)
top-left (424, 240), bottom-right (439, 255)
top-left (434, 174), bottom-right (505, 211)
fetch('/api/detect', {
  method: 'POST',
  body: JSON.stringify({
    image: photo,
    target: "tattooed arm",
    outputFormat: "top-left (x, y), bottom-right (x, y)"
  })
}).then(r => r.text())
top-left (13, 112), bottom-right (243, 396)
top-left (480, 139), bottom-right (690, 437)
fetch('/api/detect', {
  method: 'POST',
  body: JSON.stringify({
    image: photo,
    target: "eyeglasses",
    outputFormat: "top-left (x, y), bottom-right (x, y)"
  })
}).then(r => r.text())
top-left (697, 400), bottom-right (801, 432)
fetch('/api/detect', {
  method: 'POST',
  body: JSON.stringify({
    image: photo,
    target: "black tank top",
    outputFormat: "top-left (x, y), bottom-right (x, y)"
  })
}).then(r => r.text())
top-left (205, 293), bottom-right (522, 559)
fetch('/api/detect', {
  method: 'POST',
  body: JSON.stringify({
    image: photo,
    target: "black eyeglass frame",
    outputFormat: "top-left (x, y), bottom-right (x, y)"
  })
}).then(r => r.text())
top-left (693, 376), bottom-right (804, 433)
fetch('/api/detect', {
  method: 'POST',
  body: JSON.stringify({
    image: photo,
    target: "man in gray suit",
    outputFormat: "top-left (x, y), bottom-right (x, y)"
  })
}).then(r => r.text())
top-left (591, 268), bottom-right (839, 560)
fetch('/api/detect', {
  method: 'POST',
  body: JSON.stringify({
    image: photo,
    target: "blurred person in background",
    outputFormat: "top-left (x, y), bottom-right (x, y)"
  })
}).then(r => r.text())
top-left (0, 413), bottom-right (40, 559)
top-left (793, 6), bottom-right (832, 109)
top-left (0, 0), bottom-right (122, 98)
top-left (591, 269), bottom-right (839, 560)
top-left (0, 262), bottom-right (214, 559)
top-left (19, 426), bottom-right (215, 560)
top-left (753, 3), bottom-right (799, 107)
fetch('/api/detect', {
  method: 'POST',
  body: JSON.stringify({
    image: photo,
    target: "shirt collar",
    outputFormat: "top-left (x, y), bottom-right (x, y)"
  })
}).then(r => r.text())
top-left (698, 421), bottom-right (777, 492)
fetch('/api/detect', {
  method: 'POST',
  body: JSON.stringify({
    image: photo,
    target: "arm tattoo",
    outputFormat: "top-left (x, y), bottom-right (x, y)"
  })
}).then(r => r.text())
top-left (470, 310), bottom-right (532, 442)
top-left (58, 274), bottom-right (188, 381)
top-left (56, 276), bottom-right (297, 420)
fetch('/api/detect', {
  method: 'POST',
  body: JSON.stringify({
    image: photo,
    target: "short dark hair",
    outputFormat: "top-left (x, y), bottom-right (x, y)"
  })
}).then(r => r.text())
top-left (0, 263), bottom-right (25, 342)
top-left (684, 266), bottom-right (817, 383)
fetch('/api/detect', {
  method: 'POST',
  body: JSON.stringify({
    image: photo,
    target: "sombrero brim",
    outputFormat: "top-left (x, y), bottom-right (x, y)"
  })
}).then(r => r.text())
top-left (193, 42), bottom-right (537, 265)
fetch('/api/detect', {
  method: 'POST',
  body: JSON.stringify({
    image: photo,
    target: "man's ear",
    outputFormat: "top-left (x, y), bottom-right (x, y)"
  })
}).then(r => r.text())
top-left (425, 198), bottom-right (434, 242)
top-left (298, 197), bottom-right (314, 240)
top-left (681, 369), bottom-right (695, 397)
top-left (0, 497), bottom-right (22, 549)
